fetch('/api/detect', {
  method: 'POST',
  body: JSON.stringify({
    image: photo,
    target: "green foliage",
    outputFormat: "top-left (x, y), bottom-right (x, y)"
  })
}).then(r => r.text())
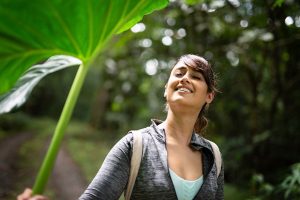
top-left (184, 0), bottom-right (206, 6)
top-left (250, 173), bottom-right (275, 200)
top-left (0, 112), bottom-right (31, 132)
top-left (249, 163), bottom-right (300, 200)
top-left (273, 0), bottom-right (285, 8)
top-left (279, 163), bottom-right (300, 199)
top-left (224, 184), bottom-right (250, 200)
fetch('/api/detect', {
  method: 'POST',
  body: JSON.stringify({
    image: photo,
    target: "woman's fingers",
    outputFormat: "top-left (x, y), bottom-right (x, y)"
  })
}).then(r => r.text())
top-left (17, 188), bottom-right (33, 200)
top-left (17, 188), bottom-right (49, 200)
top-left (31, 195), bottom-right (49, 200)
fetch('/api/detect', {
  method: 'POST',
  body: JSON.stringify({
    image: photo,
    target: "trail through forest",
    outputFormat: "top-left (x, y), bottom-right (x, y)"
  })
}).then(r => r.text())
top-left (0, 132), bottom-right (31, 198)
top-left (0, 133), bottom-right (88, 200)
top-left (50, 145), bottom-right (88, 200)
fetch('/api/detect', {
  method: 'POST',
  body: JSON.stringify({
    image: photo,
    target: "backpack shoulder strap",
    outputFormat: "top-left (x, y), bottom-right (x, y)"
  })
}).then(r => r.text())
top-left (207, 140), bottom-right (222, 177)
top-left (125, 130), bottom-right (143, 200)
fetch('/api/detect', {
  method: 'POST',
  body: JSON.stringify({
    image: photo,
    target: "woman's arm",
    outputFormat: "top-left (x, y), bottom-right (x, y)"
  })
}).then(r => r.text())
top-left (79, 133), bottom-right (133, 200)
top-left (215, 163), bottom-right (224, 200)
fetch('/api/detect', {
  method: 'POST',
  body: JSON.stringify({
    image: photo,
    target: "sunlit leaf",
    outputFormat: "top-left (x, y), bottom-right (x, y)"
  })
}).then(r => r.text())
top-left (0, 55), bottom-right (81, 114)
top-left (273, 0), bottom-right (285, 8)
top-left (184, 0), bottom-right (206, 6)
top-left (0, 0), bottom-right (169, 94)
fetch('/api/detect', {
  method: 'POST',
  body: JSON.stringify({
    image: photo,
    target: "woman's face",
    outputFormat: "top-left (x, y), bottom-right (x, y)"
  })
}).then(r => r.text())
top-left (165, 60), bottom-right (214, 112)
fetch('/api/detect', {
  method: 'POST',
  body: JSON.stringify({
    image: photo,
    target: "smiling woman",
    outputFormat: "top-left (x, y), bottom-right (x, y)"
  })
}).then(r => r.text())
top-left (18, 54), bottom-right (223, 200)
top-left (77, 54), bottom-right (223, 200)
top-left (164, 54), bottom-right (218, 133)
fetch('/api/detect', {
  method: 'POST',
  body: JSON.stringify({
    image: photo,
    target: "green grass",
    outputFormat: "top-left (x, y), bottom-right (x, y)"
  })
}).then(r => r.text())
top-left (64, 121), bottom-right (116, 181)
top-left (66, 133), bottom-right (112, 181)
top-left (225, 183), bottom-right (251, 199)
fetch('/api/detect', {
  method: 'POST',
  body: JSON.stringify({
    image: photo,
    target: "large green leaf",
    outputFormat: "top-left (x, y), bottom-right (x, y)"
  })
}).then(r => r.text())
top-left (0, 0), bottom-right (168, 94)
top-left (0, 55), bottom-right (81, 114)
top-left (0, 0), bottom-right (169, 194)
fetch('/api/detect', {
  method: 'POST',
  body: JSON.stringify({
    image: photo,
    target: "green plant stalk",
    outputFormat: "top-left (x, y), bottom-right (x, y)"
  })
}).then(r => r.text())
top-left (33, 62), bottom-right (89, 194)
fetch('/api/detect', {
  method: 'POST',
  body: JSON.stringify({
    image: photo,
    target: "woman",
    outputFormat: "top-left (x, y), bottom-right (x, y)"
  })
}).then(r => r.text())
top-left (18, 54), bottom-right (224, 200)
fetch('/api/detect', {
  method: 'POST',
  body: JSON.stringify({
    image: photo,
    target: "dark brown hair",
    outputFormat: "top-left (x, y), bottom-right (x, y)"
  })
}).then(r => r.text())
top-left (175, 54), bottom-right (218, 134)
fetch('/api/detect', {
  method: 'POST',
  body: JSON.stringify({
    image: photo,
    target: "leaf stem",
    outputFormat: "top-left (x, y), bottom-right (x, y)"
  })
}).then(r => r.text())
top-left (32, 62), bottom-right (89, 194)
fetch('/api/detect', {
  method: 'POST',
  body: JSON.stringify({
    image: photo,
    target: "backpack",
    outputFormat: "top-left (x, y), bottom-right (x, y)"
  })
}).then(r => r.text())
top-left (125, 131), bottom-right (222, 200)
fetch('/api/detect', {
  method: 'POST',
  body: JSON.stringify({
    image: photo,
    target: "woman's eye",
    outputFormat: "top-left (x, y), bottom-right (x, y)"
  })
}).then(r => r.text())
top-left (192, 75), bottom-right (201, 80)
top-left (175, 72), bottom-right (183, 77)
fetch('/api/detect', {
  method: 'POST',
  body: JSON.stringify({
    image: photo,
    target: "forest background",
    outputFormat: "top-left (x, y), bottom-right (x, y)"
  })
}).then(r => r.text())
top-left (0, 0), bottom-right (299, 199)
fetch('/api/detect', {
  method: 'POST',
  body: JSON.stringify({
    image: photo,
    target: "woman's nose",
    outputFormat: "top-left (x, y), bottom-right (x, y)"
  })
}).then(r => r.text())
top-left (180, 74), bottom-right (190, 83)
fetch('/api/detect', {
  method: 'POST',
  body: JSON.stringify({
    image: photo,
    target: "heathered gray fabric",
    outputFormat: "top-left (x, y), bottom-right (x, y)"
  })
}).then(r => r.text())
top-left (79, 119), bottom-right (224, 200)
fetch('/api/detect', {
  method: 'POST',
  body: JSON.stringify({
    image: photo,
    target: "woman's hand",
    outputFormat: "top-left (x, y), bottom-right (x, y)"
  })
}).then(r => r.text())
top-left (17, 188), bottom-right (49, 200)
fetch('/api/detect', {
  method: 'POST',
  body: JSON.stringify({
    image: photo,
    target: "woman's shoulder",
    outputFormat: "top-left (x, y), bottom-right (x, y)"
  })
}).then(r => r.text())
top-left (191, 133), bottom-right (216, 149)
top-left (118, 126), bottom-right (152, 146)
top-left (128, 126), bottom-right (151, 137)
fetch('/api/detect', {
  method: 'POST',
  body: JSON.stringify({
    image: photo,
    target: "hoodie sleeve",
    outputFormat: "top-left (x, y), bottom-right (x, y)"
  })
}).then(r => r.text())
top-left (215, 162), bottom-right (224, 200)
top-left (79, 133), bottom-right (133, 200)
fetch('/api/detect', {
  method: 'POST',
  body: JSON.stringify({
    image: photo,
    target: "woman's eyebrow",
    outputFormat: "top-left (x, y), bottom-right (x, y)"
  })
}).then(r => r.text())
top-left (190, 67), bottom-right (203, 73)
top-left (193, 69), bottom-right (203, 74)
top-left (174, 66), bottom-right (203, 74)
top-left (175, 66), bottom-right (187, 70)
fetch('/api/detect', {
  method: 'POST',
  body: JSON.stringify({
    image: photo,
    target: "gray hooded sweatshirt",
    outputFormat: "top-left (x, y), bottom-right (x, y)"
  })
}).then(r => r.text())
top-left (79, 120), bottom-right (224, 200)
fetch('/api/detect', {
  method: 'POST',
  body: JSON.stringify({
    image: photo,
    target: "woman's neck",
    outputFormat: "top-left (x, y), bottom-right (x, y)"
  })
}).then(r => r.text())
top-left (162, 109), bottom-right (198, 146)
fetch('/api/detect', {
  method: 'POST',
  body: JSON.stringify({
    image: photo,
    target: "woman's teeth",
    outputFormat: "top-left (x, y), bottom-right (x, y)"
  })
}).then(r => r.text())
top-left (177, 88), bottom-right (191, 93)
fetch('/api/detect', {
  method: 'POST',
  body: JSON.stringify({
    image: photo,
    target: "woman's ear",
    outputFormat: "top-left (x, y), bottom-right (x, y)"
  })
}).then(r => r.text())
top-left (164, 84), bottom-right (167, 98)
top-left (206, 92), bottom-right (215, 104)
top-left (164, 90), bottom-right (167, 98)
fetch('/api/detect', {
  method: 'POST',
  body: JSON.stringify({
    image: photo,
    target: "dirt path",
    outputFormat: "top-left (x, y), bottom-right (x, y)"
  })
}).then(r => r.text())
top-left (0, 133), bottom-right (88, 200)
top-left (50, 146), bottom-right (88, 200)
top-left (0, 133), bottom-right (31, 198)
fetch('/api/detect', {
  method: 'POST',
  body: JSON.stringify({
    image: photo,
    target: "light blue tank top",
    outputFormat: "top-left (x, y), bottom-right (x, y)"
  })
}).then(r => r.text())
top-left (169, 168), bottom-right (203, 200)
